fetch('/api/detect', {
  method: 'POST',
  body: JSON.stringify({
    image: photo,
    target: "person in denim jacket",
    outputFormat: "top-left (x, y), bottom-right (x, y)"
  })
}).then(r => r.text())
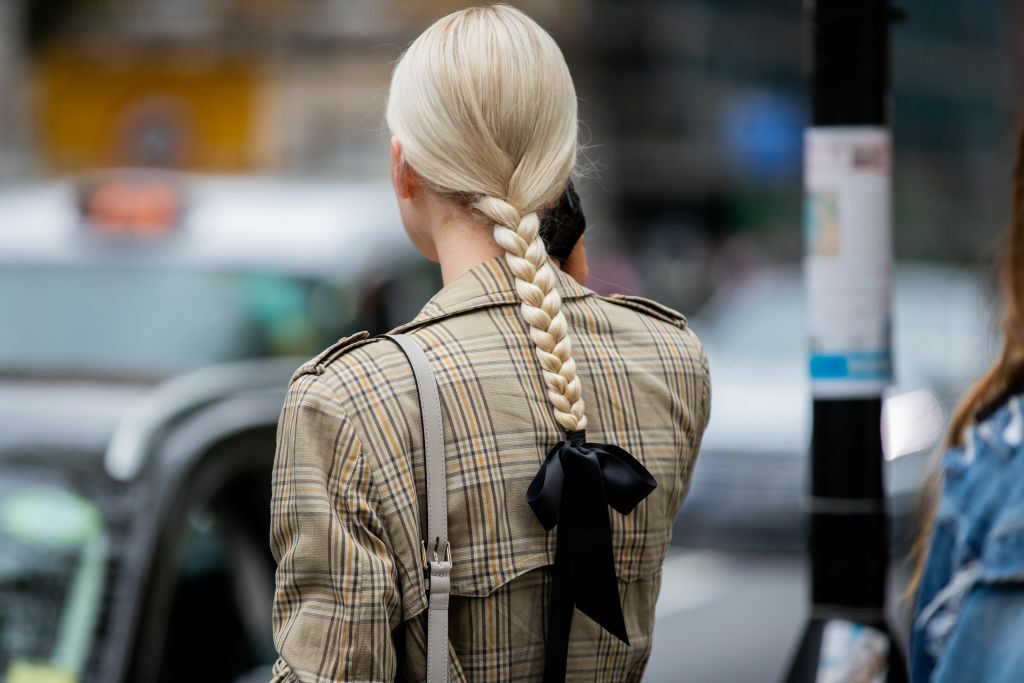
top-left (910, 125), bottom-right (1024, 682)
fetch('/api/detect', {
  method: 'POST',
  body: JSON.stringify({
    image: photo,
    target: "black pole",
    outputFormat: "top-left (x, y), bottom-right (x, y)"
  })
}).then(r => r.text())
top-left (784, 1), bottom-right (907, 681)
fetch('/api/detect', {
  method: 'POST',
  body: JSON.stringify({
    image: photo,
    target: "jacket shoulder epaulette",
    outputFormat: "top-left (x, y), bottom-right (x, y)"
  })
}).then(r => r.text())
top-left (597, 294), bottom-right (688, 329)
top-left (289, 331), bottom-right (378, 385)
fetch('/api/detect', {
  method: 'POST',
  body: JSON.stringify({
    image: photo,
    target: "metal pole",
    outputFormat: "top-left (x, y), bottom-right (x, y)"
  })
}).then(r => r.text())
top-left (784, 0), bottom-right (907, 681)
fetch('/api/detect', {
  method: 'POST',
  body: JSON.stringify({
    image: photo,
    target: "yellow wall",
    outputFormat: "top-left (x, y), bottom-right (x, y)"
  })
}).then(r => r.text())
top-left (36, 51), bottom-right (261, 172)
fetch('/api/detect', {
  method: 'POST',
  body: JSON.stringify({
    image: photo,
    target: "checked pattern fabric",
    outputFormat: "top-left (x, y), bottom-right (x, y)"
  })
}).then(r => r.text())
top-left (270, 256), bottom-right (710, 682)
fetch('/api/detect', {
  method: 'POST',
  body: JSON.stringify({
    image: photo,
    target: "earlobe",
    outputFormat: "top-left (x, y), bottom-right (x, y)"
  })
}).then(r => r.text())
top-left (390, 136), bottom-right (416, 199)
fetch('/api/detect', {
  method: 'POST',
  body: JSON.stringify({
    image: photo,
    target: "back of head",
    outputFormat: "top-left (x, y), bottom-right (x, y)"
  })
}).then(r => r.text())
top-left (387, 5), bottom-right (586, 432)
top-left (386, 4), bottom-right (577, 213)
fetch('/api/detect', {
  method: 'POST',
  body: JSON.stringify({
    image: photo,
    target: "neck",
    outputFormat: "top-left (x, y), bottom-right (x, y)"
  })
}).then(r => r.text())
top-left (432, 214), bottom-right (506, 285)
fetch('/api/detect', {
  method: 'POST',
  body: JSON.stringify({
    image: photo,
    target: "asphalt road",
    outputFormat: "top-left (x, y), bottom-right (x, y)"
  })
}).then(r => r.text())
top-left (645, 549), bottom-right (913, 683)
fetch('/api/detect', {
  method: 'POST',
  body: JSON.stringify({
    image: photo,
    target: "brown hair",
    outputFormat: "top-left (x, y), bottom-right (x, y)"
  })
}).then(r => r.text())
top-left (907, 121), bottom-right (1024, 595)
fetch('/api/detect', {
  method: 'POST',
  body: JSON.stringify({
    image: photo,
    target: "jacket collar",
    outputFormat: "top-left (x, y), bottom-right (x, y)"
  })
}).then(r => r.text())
top-left (393, 255), bottom-right (592, 332)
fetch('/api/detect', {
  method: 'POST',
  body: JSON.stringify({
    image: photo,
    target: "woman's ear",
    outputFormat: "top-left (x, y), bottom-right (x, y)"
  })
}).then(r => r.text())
top-left (390, 136), bottom-right (418, 199)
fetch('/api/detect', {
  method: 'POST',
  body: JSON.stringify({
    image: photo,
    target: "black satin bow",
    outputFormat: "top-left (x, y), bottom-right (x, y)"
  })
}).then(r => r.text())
top-left (526, 430), bottom-right (657, 682)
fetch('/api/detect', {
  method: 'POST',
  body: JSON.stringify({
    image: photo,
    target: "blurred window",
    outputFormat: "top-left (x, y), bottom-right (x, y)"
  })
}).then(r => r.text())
top-left (694, 264), bottom-right (996, 387)
top-left (695, 270), bottom-right (803, 356)
top-left (0, 265), bottom-right (359, 377)
top-left (129, 428), bottom-right (277, 683)
top-left (152, 468), bottom-right (275, 683)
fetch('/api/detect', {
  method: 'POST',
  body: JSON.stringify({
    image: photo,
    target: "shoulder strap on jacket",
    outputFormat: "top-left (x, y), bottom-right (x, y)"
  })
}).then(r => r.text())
top-left (383, 333), bottom-right (450, 683)
top-left (597, 293), bottom-right (689, 329)
top-left (289, 331), bottom-right (374, 384)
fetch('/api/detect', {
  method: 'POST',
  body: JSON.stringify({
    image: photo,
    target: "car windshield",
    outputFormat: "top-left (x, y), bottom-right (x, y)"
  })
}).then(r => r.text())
top-left (0, 465), bottom-right (125, 679)
top-left (0, 264), bottom-right (359, 378)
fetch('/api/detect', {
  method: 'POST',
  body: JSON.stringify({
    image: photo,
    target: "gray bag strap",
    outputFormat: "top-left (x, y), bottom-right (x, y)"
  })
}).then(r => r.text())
top-left (384, 333), bottom-right (450, 683)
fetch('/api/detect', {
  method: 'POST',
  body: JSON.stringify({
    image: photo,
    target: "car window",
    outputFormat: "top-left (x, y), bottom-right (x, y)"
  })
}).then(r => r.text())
top-left (0, 265), bottom-right (359, 377)
top-left (154, 470), bottom-right (276, 683)
top-left (128, 427), bottom-right (277, 683)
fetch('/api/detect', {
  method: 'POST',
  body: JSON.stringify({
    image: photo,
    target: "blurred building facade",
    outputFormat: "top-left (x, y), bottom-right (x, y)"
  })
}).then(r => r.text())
top-left (0, 0), bottom-right (1020, 310)
top-left (6, 0), bottom-right (586, 177)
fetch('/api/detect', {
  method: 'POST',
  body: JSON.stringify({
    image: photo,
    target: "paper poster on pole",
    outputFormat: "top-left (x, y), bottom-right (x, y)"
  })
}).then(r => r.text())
top-left (804, 127), bottom-right (893, 398)
top-left (815, 619), bottom-right (889, 683)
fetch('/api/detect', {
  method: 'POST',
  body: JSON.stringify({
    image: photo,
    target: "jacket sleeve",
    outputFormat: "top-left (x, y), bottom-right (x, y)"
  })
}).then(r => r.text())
top-left (269, 374), bottom-right (402, 682)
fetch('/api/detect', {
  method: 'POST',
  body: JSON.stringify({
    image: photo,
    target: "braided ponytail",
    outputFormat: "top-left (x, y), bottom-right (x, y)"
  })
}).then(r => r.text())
top-left (387, 11), bottom-right (660, 673)
top-left (386, 5), bottom-right (584, 434)
top-left (475, 196), bottom-right (586, 432)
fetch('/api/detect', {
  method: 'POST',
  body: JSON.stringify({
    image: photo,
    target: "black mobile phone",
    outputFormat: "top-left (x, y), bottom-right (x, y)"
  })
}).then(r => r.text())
top-left (539, 180), bottom-right (586, 264)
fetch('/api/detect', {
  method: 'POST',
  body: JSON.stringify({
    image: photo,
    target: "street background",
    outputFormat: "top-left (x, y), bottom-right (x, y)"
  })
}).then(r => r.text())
top-left (0, 1), bottom-right (1019, 681)
top-left (3, 1), bottom-right (1019, 286)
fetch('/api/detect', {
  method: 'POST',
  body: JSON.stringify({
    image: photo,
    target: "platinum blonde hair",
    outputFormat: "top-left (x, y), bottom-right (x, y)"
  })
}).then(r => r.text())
top-left (386, 5), bottom-right (585, 432)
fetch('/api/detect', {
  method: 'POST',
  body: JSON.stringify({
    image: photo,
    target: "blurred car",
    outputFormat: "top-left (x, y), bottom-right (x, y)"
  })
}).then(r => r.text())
top-left (0, 171), bottom-right (437, 683)
top-left (674, 263), bottom-right (998, 550)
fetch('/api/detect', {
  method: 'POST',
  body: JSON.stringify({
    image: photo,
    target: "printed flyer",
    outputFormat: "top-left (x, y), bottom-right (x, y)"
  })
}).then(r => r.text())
top-left (804, 127), bottom-right (893, 398)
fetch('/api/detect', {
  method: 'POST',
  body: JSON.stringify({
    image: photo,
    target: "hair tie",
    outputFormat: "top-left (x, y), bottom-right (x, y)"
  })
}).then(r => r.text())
top-left (539, 181), bottom-right (586, 264)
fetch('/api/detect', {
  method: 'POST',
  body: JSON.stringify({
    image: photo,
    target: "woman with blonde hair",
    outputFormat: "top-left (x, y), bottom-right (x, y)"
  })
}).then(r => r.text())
top-left (910, 123), bottom-right (1024, 682)
top-left (269, 5), bottom-right (709, 681)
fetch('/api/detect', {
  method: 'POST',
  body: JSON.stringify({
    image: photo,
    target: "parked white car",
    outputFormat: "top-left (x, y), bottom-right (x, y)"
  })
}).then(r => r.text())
top-left (675, 263), bottom-right (998, 549)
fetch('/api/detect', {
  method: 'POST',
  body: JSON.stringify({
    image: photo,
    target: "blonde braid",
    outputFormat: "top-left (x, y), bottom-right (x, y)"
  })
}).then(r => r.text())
top-left (475, 195), bottom-right (587, 432)
top-left (386, 5), bottom-right (585, 430)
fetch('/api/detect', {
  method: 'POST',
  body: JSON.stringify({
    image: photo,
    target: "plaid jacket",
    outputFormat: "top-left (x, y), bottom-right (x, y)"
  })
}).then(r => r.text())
top-left (269, 256), bottom-right (710, 682)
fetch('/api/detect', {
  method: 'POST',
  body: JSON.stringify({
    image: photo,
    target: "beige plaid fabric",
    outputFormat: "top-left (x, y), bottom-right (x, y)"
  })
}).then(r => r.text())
top-left (270, 256), bottom-right (710, 682)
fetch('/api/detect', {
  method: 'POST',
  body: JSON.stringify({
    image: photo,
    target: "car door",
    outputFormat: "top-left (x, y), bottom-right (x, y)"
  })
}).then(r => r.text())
top-left (98, 367), bottom-right (289, 683)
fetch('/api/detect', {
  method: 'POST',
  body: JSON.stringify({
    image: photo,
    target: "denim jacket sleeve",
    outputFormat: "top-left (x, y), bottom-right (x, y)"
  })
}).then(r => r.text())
top-left (911, 395), bottom-right (1024, 683)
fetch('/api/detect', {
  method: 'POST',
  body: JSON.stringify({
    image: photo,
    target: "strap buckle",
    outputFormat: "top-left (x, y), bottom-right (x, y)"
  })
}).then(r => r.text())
top-left (421, 538), bottom-right (452, 569)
